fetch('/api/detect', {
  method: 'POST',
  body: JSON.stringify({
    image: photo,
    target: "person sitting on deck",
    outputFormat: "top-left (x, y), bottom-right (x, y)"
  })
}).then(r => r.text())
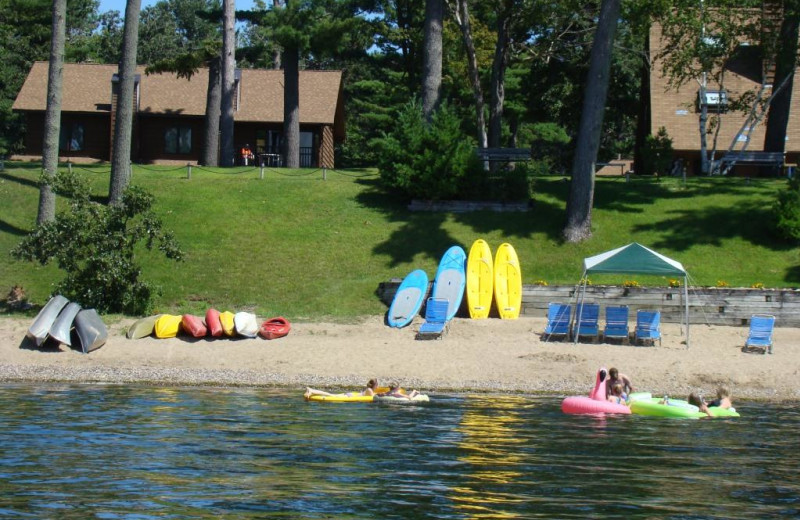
top-left (240, 144), bottom-right (254, 165)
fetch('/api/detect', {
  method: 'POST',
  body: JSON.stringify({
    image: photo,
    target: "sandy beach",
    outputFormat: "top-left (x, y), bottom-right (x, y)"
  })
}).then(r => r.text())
top-left (1, 315), bottom-right (798, 401)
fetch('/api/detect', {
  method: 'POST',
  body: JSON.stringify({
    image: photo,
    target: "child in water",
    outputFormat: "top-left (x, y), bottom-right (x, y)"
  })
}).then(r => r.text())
top-left (607, 383), bottom-right (628, 405)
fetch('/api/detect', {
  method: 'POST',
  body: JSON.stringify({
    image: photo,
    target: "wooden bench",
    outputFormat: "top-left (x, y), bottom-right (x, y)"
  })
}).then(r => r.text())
top-left (475, 148), bottom-right (531, 162)
top-left (718, 151), bottom-right (785, 173)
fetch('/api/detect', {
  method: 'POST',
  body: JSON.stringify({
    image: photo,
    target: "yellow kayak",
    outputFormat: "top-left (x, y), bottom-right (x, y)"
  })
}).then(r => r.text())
top-left (154, 314), bottom-right (182, 338)
top-left (219, 311), bottom-right (235, 336)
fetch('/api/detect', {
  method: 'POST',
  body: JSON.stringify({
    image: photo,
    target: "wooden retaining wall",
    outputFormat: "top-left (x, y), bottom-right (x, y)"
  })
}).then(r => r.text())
top-left (376, 282), bottom-right (800, 327)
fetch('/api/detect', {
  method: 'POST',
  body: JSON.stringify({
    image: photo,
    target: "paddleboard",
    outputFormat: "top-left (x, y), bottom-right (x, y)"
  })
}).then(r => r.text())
top-left (431, 246), bottom-right (467, 321)
top-left (466, 239), bottom-right (493, 319)
top-left (494, 243), bottom-right (522, 319)
top-left (387, 269), bottom-right (429, 328)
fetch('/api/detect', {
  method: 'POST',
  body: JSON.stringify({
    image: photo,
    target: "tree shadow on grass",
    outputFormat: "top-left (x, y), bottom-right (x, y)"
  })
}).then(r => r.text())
top-left (0, 219), bottom-right (30, 237)
top-left (785, 264), bottom-right (800, 284)
top-left (632, 201), bottom-right (795, 252)
top-left (355, 178), bottom-right (567, 267)
top-left (0, 172), bottom-right (38, 189)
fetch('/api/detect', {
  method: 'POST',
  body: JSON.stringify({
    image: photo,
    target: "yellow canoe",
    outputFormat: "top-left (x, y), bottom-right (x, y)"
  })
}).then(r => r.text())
top-left (154, 314), bottom-right (182, 338)
top-left (219, 311), bottom-right (235, 336)
top-left (494, 243), bottom-right (522, 319)
top-left (466, 239), bottom-right (494, 319)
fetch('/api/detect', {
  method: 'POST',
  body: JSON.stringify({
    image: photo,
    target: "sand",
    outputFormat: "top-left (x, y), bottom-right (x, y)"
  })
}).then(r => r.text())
top-left (0, 315), bottom-right (797, 400)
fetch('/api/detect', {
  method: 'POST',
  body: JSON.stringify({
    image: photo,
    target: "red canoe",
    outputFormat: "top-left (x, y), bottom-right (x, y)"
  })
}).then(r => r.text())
top-left (259, 316), bottom-right (291, 340)
top-left (205, 308), bottom-right (223, 337)
top-left (182, 314), bottom-right (208, 338)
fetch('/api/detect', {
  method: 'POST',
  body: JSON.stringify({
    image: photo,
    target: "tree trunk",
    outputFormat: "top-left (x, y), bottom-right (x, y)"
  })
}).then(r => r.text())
top-left (37, 0), bottom-right (66, 225)
top-left (698, 82), bottom-right (710, 174)
top-left (563, 0), bottom-right (621, 243)
top-left (219, 0), bottom-right (236, 167)
top-left (488, 0), bottom-right (511, 148)
top-left (283, 45), bottom-right (300, 169)
top-left (764, 9), bottom-right (800, 153)
top-left (452, 0), bottom-right (487, 148)
top-left (421, 0), bottom-right (443, 121)
top-left (271, 0), bottom-right (283, 69)
top-left (109, 0), bottom-right (141, 205)
top-left (633, 27), bottom-right (651, 176)
top-left (202, 55), bottom-right (221, 166)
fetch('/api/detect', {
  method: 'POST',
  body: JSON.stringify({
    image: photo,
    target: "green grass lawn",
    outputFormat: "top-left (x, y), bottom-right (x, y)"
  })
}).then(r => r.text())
top-left (1, 162), bottom-right (798, 319)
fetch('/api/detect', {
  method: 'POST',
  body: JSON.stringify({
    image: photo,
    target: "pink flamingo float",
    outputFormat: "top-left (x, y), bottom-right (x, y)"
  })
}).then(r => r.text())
top-left (561, 368), bottom-right (631, 415)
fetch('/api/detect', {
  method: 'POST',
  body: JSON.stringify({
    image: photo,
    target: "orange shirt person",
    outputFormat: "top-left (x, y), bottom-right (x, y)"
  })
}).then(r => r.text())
top-left (240, 144), bottom-right (253, 165)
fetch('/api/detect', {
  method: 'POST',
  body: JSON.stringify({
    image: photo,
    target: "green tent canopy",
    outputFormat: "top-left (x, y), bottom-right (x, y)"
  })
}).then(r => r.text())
top-left (578, 243), bottom-right (690, 346)
top-left (583, 243), bottom-right (686, 276)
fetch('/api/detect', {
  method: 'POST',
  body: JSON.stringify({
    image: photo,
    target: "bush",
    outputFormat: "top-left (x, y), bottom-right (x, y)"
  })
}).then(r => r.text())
top-left (774, 175), bottom-right (800, 242)
top-left (640, 127), bottom-right (674, 176)
top-left (374, 100), bottom-right (476, 201)
top-left (11, 171), bottom-right (183, 314)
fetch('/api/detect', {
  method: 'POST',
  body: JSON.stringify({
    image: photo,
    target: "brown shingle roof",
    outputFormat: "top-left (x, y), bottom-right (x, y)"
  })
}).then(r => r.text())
top-left (13, 62), bottom-right (342, 125)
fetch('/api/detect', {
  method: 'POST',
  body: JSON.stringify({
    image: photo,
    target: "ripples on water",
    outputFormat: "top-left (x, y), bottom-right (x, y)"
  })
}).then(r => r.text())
top-left (0, 384), bottom-right (797, 519)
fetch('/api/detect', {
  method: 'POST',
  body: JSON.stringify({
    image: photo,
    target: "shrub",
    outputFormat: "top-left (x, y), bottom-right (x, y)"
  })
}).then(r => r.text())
top-left (622, 280), bottom-right (640, 288)
top-left (640, 127), bottom-right (674, 176)
top-left (668, 278), bottom-right (682, 288)
top-left (751, 282), bottom-right (765, 289)
top-left (11, 171), bottom-right (183, 314)
top-left (374, 100), bottom-right (476, 201)
top-left (716, 280), bottom-right (729, 288)
top-left (774, 176), bottom-right (800, 242)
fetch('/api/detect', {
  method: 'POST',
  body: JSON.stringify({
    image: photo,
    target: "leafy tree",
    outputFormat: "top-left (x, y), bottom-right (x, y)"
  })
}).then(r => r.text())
top-left (12, 171), bottom-right (183, 314)
top-left (564, 0), bottom-right (621, 243)
top-left (38, 0), bottom-right (66, 225)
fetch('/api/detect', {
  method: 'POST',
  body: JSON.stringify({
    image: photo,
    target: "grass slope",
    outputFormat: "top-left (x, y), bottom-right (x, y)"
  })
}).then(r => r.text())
top-left (1, 163), bottom-right (798, 319)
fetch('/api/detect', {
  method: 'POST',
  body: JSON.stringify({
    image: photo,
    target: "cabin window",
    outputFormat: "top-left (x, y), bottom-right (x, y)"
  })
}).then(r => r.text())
top-left (164, 126), bottom-right (192, 154)
top-left (59, 123), bottom-right (84, 152)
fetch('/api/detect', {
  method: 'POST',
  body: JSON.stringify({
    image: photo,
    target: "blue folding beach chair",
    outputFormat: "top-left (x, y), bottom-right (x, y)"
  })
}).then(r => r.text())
top-left (544, 303), bottom-right (571, 340)
top-left (634, 310), bottom-right (661, 346)
top-left (603, 305), bottom-right (629, 343)
top-left (744, 314), bottom-right (775, 354)
top-left (572, 303), bottom-right (600, 342)
top-left (416, 298), bottom-right (450, 340)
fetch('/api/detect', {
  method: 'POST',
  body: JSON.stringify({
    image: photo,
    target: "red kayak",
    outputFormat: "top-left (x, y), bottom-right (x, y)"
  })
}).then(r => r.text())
top-left (205, 308), bottom-right (223, 337)
top-left (182, 314), bottom-right (207, 338)
top-left (259, 317), bottom-right (291, 340)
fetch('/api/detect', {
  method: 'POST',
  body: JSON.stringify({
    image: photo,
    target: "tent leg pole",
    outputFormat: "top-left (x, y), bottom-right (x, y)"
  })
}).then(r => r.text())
top-left (575, 272), bottom-right (587, 345)
top-left (684, 277), bottom-right (689, 347)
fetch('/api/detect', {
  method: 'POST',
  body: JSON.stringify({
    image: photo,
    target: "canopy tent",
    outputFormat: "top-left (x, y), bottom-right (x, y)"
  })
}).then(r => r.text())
top-left (576, 243), bottom-right (690, 346)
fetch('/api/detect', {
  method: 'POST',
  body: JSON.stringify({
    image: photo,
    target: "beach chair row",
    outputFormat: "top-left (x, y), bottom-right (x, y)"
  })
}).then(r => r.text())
top-left (543, 303), bottom-right (661, 345)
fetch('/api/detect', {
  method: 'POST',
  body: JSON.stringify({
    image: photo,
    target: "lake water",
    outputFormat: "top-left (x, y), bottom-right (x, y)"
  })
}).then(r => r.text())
top-left (0, 384), bottom-right (797, 519)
